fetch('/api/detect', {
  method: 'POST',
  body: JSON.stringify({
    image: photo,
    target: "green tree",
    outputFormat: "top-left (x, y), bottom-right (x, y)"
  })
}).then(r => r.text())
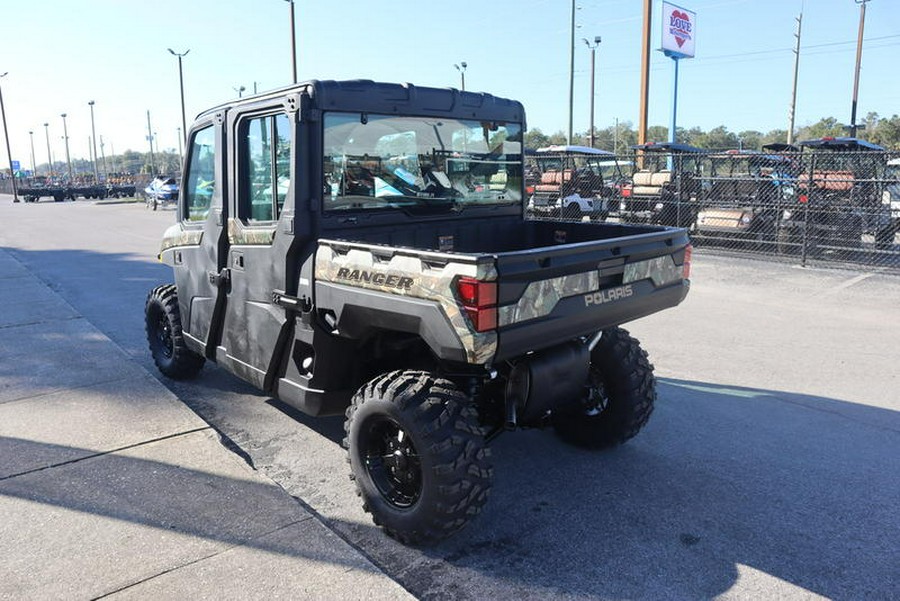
top-left (737, 130), bottom-right (763, 151)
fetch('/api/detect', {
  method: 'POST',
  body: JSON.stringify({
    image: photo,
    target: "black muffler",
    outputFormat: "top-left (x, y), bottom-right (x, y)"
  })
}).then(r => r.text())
top-left (505, 341), bottom-right (590, 425)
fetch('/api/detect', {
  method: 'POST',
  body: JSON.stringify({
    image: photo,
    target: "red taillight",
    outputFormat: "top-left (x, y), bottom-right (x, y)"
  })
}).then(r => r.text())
top-left (526, 185), bottom-right (535, 195)
top-left (683, 244), bottom-right (693, 279)
top-left (622, 185), bottom-right (632, 198)
top-left (799, 194), bottom-right (808, 203)
top-left (456, 277), bottom-right (498, 332)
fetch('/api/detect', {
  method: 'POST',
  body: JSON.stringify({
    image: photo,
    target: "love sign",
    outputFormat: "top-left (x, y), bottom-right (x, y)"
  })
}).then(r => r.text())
top-left (661, 2), bottom-right (696, 58)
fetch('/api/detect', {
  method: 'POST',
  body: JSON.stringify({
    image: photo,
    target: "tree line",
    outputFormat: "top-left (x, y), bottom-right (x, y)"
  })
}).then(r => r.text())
top-left (525, 112), bottom-right (900, 152)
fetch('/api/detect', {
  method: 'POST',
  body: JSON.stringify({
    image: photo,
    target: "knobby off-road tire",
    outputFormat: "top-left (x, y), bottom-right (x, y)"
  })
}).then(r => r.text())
top-left (344, 370), bottom-right (492, 545)
top-left (552, 327), bottom-right (656, 449)
top-left (145, 284), bottom-right (205, 379)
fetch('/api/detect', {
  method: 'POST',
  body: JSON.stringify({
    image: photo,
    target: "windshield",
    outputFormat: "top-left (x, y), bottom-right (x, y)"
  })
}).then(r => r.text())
top-left (323, 113), bottom-right (522, 211)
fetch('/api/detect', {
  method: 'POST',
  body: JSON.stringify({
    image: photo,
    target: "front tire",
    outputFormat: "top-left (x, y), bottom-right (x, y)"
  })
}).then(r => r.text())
top-left (345, 370), bottom-right (492, 545)
top-left (145, 284), bottom-right (205, 379)
top-left (551, 327), bottom-right (655, 449)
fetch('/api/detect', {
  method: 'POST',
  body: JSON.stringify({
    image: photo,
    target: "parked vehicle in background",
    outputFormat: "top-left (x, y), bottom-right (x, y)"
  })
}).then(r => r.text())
top-left (778, 137), bottom-right (888, 254)
top-left (881, 157), bottom-right (900, 246)
top-left (144, 176), bottom-right (180, 210)
top-left (695, 150), bottom-right (795, 247)
top-left (527, 145), bottom-right (621, 220)
top-left (620, 142), bottom-right (704, 228)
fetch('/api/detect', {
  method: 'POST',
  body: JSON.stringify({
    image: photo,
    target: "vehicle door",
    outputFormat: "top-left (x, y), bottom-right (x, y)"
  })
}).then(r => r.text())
top-left (173, 116), bottom-right (229, 354)
top-left (216, 101), bottom-right (306, 391)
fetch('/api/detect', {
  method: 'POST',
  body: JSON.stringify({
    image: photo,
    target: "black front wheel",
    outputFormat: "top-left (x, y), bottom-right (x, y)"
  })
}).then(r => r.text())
top-left (145, 284), bottom-right (205, 379)
top-left (552, 327), bottom-right (656, 449)
top-left (345, 370), bottom-right (492, 545)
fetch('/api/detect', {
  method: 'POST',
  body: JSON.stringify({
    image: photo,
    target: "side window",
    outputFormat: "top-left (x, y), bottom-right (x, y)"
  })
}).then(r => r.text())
top-left (242, 113), bottom-right (292, 222)
top-left (184, 126), bottom-right (216, 222)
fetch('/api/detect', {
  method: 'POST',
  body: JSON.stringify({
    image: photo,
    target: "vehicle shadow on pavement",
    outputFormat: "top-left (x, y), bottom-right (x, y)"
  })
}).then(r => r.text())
top-left (401, 378), bottom-right (899, 600)
top-left (0, 434), bottom-right (389, 577)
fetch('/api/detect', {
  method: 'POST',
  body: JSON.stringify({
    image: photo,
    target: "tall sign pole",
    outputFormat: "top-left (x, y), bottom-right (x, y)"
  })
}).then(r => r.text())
top-left (849, 0), bottom-right (870, 138)
top-left (638, 0), bottom-right (652, 147)
top-left (787, 12), bottom-right (803, 145)
top-left (660, 2), bottom-right (696, 145)
top-left (567, 0), bottom-right (575, 145)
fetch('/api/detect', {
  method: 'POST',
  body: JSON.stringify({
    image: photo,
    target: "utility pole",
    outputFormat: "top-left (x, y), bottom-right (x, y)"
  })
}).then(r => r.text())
top-left (583, 37), bottom-right (601, 148)
top-left (177, 127), bottom-right (183, 167)
top-left (61, 113), bottom-right (73, 181)
top-left (88, 101), bottom-right (100, 182)
top-left (146, 110), bottom-right (156, 176)
top-left (43, 123), bottom-right (53, 178)
top-left (285, 0), bottom-right (298, 84)
top-left (0, 72), bottom-right (19, 201)
top-left (168, 49), bottom-right (190, 143)
top-left (99, 135), bottom-right (108, 181)
top-left (849, 0), bottom-right (870, 138)
top-left (567, 0), bottom-right (576, 145)
top-left (787, 12), bottom-right (803, 145)
top-left (637, 0), bottom-right (652, 146)
top-left (28, 130), bottom-right (36, 175)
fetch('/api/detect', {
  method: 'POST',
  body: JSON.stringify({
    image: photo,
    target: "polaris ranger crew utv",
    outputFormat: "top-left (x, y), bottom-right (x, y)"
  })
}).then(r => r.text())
top-left (146, 80), bottom-right (691, 544)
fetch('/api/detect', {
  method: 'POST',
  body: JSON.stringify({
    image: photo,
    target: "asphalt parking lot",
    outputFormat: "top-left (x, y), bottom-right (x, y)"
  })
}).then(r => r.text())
top-left (1, 197), bottom-right (898, 600)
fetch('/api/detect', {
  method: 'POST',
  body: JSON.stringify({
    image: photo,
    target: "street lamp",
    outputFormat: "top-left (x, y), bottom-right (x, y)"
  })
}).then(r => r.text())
top-left (233, 85), bottom-right (246, 98)
top-left (176, 127), bottom-right (183, 166)
top-left (453, 62), bottom-right (467, 91)
top-left (43, 122), bottom-right (53, 179)
top-left (60, 113), bottom-right (73, 181)
top-left (583, 36), bottom-right (601, 148)
top-left (284, 0), bottom-right (298, 84)
top-left (168, 48), bottom-right (190, 143)
top-left (88, 101), bottom-right (99, 182)
top-left (0, 72), bottom-right (19, 202)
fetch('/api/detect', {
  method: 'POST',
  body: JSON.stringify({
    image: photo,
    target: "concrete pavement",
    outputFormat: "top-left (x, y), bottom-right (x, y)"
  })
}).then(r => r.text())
top-left (0, 245), bottom-right (413, 600)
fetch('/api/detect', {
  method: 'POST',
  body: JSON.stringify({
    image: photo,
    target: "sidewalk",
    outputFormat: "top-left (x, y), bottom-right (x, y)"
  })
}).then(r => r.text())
top-left (0, 246), bottom-right (413, 600)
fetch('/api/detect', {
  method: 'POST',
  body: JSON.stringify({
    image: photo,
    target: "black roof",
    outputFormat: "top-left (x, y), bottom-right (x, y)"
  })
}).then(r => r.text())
top-left (630, 142), bottom-right (705, 153)
top-left (196, 79), bottom-right (525, 127)
top-left (762, 143), bottom-right (800, 152)
top-left (797, 137), bottom-right (884, 151)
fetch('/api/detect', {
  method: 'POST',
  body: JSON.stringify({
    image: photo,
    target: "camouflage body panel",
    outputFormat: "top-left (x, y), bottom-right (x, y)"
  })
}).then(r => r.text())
top-left (498, 272), bottom-right (599, 326)
top-left (316, 241), bottom-right (497, 364)
top-left (228, 219), bottom-right (277, 246)
top-left (159, 223), bottom-right (203, 254)
top-left (623, 255), bottom-right (681, 287)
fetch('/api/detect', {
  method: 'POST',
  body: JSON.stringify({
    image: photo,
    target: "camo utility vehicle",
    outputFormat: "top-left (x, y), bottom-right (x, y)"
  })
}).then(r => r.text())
top-left (145, 80), bottom-right (691, 544)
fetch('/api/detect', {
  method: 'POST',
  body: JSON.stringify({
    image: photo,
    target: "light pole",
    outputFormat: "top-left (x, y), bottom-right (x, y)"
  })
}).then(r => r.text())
top-left (849, 0), bottom-right (870, 138)
top-left (43, 122), bottom-right (53, 179)
top-left (284, 0), bottom-right (298, 84)
top-left (583, 36), bottom-right (601, 148)
top-left (0, 72), bottom-right (19, 201)
top-left (567, 0), bottom-right (575, 145)
top-left (454, 61), bottom-right (467, 91)
top-left (168, 48), bottom-right (189, 143)
top-left (233, 85), bottom-right (246, 98)
top-left (177, 127), bottom-right (183, 166)
top-left (61, 113), bottom-right (73, 181)
top-left (28, 130), bottom-right (36, 175)
top-left (88, 100), bottom-right (100, 182)
top-left (99, 135), bottom-right (108, 181)
top-left (146, 110), bottom-right (155, 175)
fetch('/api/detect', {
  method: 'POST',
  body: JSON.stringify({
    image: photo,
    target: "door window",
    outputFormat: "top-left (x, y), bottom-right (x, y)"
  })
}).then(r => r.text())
top-left (242, 113), bottom-right (292, 222)
top-left (183, 126), bottom-right (216, 222)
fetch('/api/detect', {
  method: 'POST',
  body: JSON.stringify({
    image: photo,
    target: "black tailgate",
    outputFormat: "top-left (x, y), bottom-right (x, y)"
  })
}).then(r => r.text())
top-left (493, 223), bottom-right (690, 361)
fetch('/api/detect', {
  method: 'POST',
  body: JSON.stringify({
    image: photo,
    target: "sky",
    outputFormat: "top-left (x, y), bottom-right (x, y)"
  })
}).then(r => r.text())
top-left (1, 0), bottom-right (899, 169)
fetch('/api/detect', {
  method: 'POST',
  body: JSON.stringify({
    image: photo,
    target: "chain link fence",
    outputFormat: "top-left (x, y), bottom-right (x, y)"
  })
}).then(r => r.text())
top-left (526, 146), bottom-right (900, 271)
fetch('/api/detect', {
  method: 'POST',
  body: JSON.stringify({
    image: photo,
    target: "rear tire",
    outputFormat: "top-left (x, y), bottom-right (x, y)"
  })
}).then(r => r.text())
top-left (551, 327), bottom-right (655, 449)
top-left (145, 284), bottom-right (205, 379)
top-left (345, 370), bottom-right (492, 545)
top-left (563, 203), bottom-right (582, 220)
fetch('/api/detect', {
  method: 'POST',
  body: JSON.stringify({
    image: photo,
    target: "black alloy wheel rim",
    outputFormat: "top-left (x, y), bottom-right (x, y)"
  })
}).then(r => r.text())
top-left (583, 366), bottom-right (610, 416)
top-left (151, 308), bottom-right (174, 359)
top-left (362, 416), bottom-right (422, 508)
